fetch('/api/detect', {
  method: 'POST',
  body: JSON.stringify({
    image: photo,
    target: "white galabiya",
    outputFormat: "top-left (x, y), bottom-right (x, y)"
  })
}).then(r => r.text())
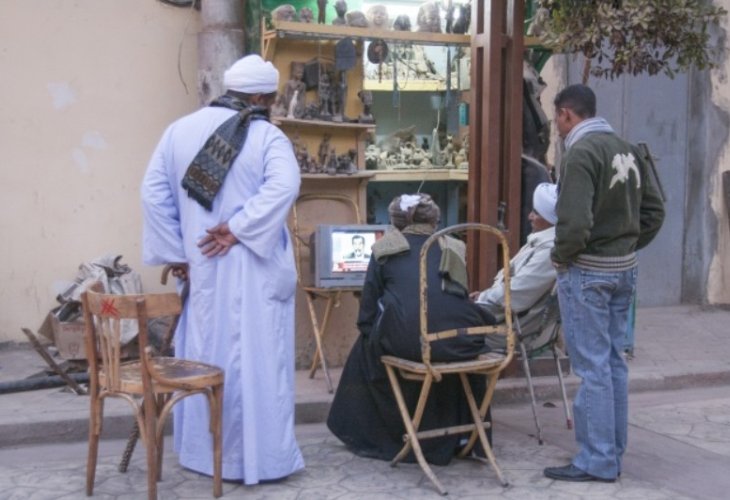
top-left (141, 55), bottom-right (304, 484)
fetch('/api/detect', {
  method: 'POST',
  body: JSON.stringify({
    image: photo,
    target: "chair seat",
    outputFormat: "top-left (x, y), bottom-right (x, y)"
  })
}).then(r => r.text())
top-left (100, 357), bottom-right (224, 394)
top-left (381, 351), bottom-right (507, 375)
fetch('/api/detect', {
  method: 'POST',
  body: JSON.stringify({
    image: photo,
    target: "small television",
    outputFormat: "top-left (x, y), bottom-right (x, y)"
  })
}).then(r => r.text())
top-left (313, 224), bottom-right (389, 288)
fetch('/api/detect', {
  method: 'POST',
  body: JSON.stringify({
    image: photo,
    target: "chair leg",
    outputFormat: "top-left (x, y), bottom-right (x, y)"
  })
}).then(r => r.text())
top-left (383, 365), bottom-right (446, 495)
top-left (211, 384), bottom-right (224, 498)
top-left (142, 398), bottom-right (158, 500)
top-left (519, 341), bottom-right (543, 444)
top-left (305, 292), bottom-right (334, 393)
top-left (461, 373), bottom-right (508, 487)
top-left (552, 344), bottom-right (573, 429)
top-left (86, 394), bottom-right (104, 496)
top-left (155, 395), bottom-right (166, 482)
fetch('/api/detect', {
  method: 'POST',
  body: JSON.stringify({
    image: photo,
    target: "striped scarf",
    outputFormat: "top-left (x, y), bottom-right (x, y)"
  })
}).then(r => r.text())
top-left (564, 117), bottom-right (614, 150)
top-left (181, 93), bottom-right (270, 211)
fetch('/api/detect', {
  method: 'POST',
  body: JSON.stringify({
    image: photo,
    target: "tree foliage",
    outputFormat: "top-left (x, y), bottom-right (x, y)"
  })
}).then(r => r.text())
top-left (533, 0), bottom-right (727, 81)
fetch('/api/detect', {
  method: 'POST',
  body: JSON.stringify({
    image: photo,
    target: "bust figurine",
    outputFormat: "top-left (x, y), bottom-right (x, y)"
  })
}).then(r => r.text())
top-left (416, 1), bottom-right (442, 33)
top-left (346, 11), bottom-right (369, 28)
top-left (366, 5), bottom-right (390, 30)
top-left (332, 0), bottom-right (347, 25)
top-left (299, 7), bottom-right (313, 23)
top-left (271, 4), bottom-right (297, 26)
top-left (392, 14), bottom-right (411, 31)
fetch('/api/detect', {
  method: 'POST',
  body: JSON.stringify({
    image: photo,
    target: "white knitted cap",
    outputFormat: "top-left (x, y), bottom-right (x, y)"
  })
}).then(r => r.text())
top-left (223, 55), bottom-right (279, 94)
top-left (532, 182), bottom-right (558, 224)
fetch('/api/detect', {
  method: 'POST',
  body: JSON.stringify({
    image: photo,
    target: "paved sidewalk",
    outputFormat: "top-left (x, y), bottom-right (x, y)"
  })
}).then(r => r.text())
top-left (1, 386), bottom-right (729, 499)
top-left (0, 305), bottom-right (729, 448)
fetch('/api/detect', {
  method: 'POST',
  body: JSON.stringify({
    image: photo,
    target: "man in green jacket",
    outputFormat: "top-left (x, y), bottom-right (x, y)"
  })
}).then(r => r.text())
top-left (543, 85), bottom-right (665, 483)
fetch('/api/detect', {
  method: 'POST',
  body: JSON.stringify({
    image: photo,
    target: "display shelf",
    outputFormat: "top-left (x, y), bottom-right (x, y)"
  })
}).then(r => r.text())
top-left (273, 117), bottom-right (376, 133)
top-left (368, 168), bottom-right (468, 182)
top-left (302, 171), bottom-right (376, 180)
top-left (263, 21), bottom-right (470, 60)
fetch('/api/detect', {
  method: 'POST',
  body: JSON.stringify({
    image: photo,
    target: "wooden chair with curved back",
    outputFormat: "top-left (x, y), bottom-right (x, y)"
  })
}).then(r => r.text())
top-left (290, 192), bottom-right (363, 392)
top-left (380, 223), bottom-right (516, 495)
top-left (81, 284), bottom-right (224, 500)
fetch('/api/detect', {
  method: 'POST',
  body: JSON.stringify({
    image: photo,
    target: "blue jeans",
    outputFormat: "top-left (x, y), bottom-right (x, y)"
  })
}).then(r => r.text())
top-left (556, 264), bottom-right (637, 479)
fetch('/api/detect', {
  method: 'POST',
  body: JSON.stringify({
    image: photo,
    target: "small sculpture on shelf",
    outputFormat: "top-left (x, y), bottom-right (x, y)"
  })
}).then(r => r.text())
top-left (392, 14), bottom-right (412, 31)
top-left (366, 5), bottom-right (390, 30)
top-left (299, 7), bottom-right (314, 23)
top-left (326, 147), bottom-right (338, 175)
top-left (336, 149), bottom-right (358, 175)
top-left (271, 4), bottom-right (297, 26)
top-left (318, 134), bottom-right (332, 168)
top-left (273, 61), bottom-right (306, 119)
top-left (317, 0), bottom-right (327, 24)
top-left (357, 90), bottom-right (374, 124)
top-left (346, 11), bottom-right (369, 28)
top-left (452, 1), bottom-right (471, 34)
top-left (332, 0), bottom-right (347, 25)
top-left (416, 1), bottom-right (442, 33)
top-left (332, 71), bottom-right (348, 122)
top-left (318, 71), bottom-right (334, 119)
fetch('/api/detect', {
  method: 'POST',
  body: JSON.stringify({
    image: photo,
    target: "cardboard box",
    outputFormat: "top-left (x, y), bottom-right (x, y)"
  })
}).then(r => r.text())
top-left (49, 312), bottom-right (87, 360)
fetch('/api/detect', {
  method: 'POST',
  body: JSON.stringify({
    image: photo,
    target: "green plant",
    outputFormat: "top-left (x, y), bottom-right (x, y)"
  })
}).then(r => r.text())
top-left (533, 0), bottom-right (727, 82)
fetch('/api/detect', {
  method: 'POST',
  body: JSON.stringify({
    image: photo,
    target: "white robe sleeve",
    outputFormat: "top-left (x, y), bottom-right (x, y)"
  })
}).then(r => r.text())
top-left (478, 243), bottom-right (556, 314)
top-left (141, 127), bottom-right (187, 265)
top-left (227, 130), bottom-right (301, 258)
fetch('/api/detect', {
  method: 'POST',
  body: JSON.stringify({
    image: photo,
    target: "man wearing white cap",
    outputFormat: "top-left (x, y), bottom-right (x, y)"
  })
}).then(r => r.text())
top-left (141, 55), bottom-right (304, 484)
top-left (471, 182), bottom-right (558, 341)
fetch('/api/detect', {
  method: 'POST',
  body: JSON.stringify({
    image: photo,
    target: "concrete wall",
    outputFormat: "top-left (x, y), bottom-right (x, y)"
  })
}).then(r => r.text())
top-left (0, 1), bottom-right (201, 343)
top-left (540, 0), bottom-right (730, 307)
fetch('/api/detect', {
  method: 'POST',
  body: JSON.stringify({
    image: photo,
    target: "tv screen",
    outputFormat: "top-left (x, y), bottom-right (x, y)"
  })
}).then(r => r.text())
top-left (314, 224), bottom-right (389, 288)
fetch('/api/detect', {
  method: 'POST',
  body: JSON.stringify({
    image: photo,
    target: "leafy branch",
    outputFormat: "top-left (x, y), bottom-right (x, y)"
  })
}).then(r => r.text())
top-left (532, 0), bottom-right (727, 82)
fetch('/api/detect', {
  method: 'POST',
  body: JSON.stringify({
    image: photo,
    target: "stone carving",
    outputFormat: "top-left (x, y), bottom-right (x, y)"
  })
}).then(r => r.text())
top-left (332, 0), bottom-right (347, 25)
top-left (272, 4), bottom-right (297, 26)
top-left (366, 5), bottom-right (390, 30)
top-left (416, 1), bottom-right (442, 33)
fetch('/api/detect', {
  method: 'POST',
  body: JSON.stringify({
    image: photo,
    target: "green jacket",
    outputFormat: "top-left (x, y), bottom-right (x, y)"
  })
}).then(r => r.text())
top-left (551, 132), bottom-right (665, 265)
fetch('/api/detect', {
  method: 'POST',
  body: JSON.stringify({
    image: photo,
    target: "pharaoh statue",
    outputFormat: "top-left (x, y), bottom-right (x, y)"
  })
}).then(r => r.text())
top-left (299, 7), bottom-right (314, 23)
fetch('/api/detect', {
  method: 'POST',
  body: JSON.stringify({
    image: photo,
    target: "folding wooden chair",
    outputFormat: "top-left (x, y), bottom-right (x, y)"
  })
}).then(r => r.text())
top-left (290, 192), bottom-right (363, 393)
top-left (81, 284), bottom-right (224, 500)
top-left (513, 284), bottom-right (572, 445)
top-left (380, 223), bottom-right (515, 495)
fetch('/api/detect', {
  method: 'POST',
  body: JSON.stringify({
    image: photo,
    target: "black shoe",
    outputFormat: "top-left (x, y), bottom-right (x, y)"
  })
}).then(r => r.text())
top-left (543, 464), bottom-right (616, 483)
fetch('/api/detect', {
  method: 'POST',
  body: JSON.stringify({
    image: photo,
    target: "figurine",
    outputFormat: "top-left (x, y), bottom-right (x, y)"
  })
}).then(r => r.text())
top-left (357, 90), bottom-right (374, 124)
top-left (326, 147), bottom-right (338, 175)
top-left (332, 0), bottom-right (347, 25)
top-left (346, 11), bottom-right (368, 28)
top-left (416, 1), bottom-right (442, 33)
top-left (281, 61), bottom-right (306, 119)
top-left (317, 0), bottom-right (327, 24)
top-left (452, 1), bottom-right (471, 34)
top-left (299, 7), bottom-right (314, 23)
top-left (366, 5), bottom-right (390, 30)
top-left (392, 14), bottom-right (411, 31)
top-left (318, 71), bottom-right (334, 119)
top-left (318, 134), bottom-right (332, 168)
top-left (271, 4), bottom-right (297, 26)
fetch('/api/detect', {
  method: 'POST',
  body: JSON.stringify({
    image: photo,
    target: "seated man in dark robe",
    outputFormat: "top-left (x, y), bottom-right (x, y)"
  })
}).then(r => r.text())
top-left (327, 193), bottom-right (496, 466)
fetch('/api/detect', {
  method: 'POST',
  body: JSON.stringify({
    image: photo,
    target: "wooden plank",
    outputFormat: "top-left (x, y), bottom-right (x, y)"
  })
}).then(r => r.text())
top-left (369, 169), bottom-right (468, 182)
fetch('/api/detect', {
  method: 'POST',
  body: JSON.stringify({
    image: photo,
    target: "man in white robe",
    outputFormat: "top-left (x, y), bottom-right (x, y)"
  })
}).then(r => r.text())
top-left (141, 54), bottom-right (304, 484)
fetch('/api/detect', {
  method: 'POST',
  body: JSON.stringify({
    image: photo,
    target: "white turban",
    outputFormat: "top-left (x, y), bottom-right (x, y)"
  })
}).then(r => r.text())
top-left (532, 182), bottom-right (558, 225)
top-left (223, 55), bottom-right (279, 94)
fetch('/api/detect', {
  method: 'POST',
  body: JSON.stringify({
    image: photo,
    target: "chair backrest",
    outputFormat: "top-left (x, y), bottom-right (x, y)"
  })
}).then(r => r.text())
top-left (290, 193), bottom-right (362, 287)
top-left (81, 284), bottom-right (181, 393)
top-left (418, 223), bottom-right (515, 370)
top-left (515, 283), bottom-right (562, 354)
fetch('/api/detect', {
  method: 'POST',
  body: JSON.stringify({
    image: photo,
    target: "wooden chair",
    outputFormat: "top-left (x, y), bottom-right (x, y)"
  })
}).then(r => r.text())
top-left (290, 192), bottom-right (363, 392)
top-left (81, 285), bottom-right (224, 500)
top-left (380, 223), bottom-right (515, 495)
top-left (512, 284), bottom-right (572, 445)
